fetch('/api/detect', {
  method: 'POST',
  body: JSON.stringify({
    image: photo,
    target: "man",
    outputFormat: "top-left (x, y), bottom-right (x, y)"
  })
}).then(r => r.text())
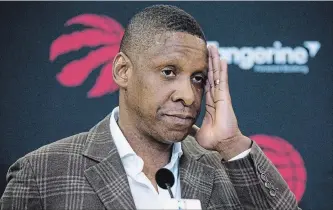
top-left (1, 4), bottom-right (300, 210)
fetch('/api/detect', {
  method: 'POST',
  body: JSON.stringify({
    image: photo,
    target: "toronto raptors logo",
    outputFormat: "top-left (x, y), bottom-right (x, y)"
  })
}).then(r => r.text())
top-left (250, 134), bottom-right (307, 202)
top-left (49, 14), bottom-right (124, 98)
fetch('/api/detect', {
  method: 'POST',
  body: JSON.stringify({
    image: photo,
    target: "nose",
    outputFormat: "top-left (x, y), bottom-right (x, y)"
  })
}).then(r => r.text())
top-left (171, 78), bottom-right (195, 106)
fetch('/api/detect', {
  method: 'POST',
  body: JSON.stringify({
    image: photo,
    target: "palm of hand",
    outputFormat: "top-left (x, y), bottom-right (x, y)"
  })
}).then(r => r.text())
top-left (195, 46), bottom-right (242, 151)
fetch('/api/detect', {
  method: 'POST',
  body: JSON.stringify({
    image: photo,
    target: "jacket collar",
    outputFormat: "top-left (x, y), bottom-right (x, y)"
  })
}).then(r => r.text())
top-left (82, 113), bottom-right (215, 210)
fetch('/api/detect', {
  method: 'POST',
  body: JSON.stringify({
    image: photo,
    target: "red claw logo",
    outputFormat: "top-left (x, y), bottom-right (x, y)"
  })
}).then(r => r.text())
top-left (49, 14), bottom-right (124, 98)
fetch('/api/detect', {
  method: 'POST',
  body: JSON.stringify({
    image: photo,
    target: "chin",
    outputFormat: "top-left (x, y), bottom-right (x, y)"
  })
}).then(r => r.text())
top-left (158, 128), bottom-right (190, 144)
top-left (148, 120), bottom-right (193, 144)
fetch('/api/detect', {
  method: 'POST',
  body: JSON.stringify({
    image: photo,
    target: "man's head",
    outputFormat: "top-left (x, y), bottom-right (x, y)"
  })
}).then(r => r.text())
top-left (113, 4), bottom-right (208, 144)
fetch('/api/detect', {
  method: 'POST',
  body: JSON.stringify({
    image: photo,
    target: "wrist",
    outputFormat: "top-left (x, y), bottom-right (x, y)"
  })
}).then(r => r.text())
top-left (215, 134), bottom-right (252, 160)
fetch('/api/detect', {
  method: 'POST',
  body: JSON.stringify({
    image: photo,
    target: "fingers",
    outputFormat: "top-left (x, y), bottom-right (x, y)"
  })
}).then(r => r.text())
top-left (219, 59), bottom-right (230, 101)
top-left (204, 46), bottom-right (216, 124)
top-left (210, 46), bottom-right (221, 90)
top-left (208, 45), bottom-right (223, 103)
top-left (205, 46), bottom-right (232, 125)
top-left (207, 45), bottom-right (231, 104)
top-left (207, 46), bottom-right (214, 97)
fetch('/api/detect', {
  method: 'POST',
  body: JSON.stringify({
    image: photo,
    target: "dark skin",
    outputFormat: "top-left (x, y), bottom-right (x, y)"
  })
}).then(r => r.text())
top-left (112, 32), bottom-right (251, 191)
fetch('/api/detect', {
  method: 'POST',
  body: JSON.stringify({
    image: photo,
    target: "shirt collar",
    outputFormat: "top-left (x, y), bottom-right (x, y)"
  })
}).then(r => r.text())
top-left (110, 106), bottom-right (136, 159)
top-left (168, 139), bottom-right (183, 167)
top-left (109, 106), bottom-right (183, 173)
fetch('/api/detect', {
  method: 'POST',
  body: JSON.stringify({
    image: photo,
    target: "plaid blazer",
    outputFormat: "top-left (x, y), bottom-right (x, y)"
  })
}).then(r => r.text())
top-left (1, 114), bottom-right (300, 210)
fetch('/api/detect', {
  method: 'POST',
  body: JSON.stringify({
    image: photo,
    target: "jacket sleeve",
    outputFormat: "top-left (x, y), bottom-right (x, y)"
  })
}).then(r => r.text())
top-left (1, 157), bottom-right (43, 210)
top-left (222, 141), bottom-right (301, 210)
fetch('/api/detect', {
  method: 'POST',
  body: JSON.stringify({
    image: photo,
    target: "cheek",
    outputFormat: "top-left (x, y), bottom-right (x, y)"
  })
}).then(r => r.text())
top-left (129, 77), bottom-right (148, 103)
top-left (194, 86), bottom-right (204, 106)
top-left (128, 74), bottom-right (163, 112)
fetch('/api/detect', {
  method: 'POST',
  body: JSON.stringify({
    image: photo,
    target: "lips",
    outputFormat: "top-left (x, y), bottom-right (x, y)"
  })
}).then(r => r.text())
top-left (164, 113), bottom-right (195, 120)
top-left (162, 113), bottom-right (195, 127)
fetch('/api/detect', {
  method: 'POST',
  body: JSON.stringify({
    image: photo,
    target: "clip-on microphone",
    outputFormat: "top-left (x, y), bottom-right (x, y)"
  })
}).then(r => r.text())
top-left (155, 168), bottom-right (175, 198)
top-left (155, 168), bottom-right (202, 209)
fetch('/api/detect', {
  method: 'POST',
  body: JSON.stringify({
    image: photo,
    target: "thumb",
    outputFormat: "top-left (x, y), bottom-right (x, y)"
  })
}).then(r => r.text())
top-left (189, 124), bottom-right (200, 137)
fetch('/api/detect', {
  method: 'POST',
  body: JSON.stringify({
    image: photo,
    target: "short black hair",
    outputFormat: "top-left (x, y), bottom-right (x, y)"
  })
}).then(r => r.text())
top-left (119, 4), bottom-right (206, 56)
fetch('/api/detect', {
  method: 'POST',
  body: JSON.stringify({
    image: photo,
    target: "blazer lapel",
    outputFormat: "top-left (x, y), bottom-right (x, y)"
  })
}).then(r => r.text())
top-left (81, 115), bottom-right (215, 210)
top-left (82, 114), bottom-right (136, 210)
top-left (180, 137), bottom-right (215, 210)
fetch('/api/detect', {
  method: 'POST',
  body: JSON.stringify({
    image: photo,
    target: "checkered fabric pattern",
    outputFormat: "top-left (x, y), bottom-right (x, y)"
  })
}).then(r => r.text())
top-left (0, 114), bottom-right (301, 210)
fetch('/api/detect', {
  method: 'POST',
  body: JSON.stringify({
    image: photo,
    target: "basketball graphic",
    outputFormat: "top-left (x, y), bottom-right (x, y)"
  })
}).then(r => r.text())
top-left (49, 14), bottom-right (124, 98)
top-left (250, 134), bottom-right (307, 202)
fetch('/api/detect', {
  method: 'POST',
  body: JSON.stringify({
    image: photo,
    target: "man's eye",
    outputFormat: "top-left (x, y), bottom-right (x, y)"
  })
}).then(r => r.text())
top-left (192, 75), bottom-right (205, 84)
top-left (161, 69), bottom-right (176, 77)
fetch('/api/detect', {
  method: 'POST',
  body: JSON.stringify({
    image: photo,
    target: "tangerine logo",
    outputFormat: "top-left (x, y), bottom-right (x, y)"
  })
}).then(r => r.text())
top-left (49, 14), bottom-right (124, 98)
top-left (250, 134), bottom-right (306, 202)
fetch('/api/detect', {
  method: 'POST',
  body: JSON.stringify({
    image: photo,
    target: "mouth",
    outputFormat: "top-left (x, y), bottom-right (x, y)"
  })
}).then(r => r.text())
top-left (165, 113), bottom-right (195, 120)
top-left (162, 114), bottom-right (195, 127)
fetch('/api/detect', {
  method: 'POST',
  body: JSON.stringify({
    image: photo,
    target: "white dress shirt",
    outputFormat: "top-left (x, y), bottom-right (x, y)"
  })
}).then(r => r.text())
top-left (109, 106), bottom-right (250, 209)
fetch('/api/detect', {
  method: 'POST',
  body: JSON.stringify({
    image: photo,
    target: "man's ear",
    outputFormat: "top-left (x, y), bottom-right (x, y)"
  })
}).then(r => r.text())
top-left (112, 52), bottom-right (133, 89)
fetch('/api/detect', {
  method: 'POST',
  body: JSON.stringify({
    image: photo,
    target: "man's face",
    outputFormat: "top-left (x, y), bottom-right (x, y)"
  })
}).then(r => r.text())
top-left (126, 32), bottom-right (208, 144)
